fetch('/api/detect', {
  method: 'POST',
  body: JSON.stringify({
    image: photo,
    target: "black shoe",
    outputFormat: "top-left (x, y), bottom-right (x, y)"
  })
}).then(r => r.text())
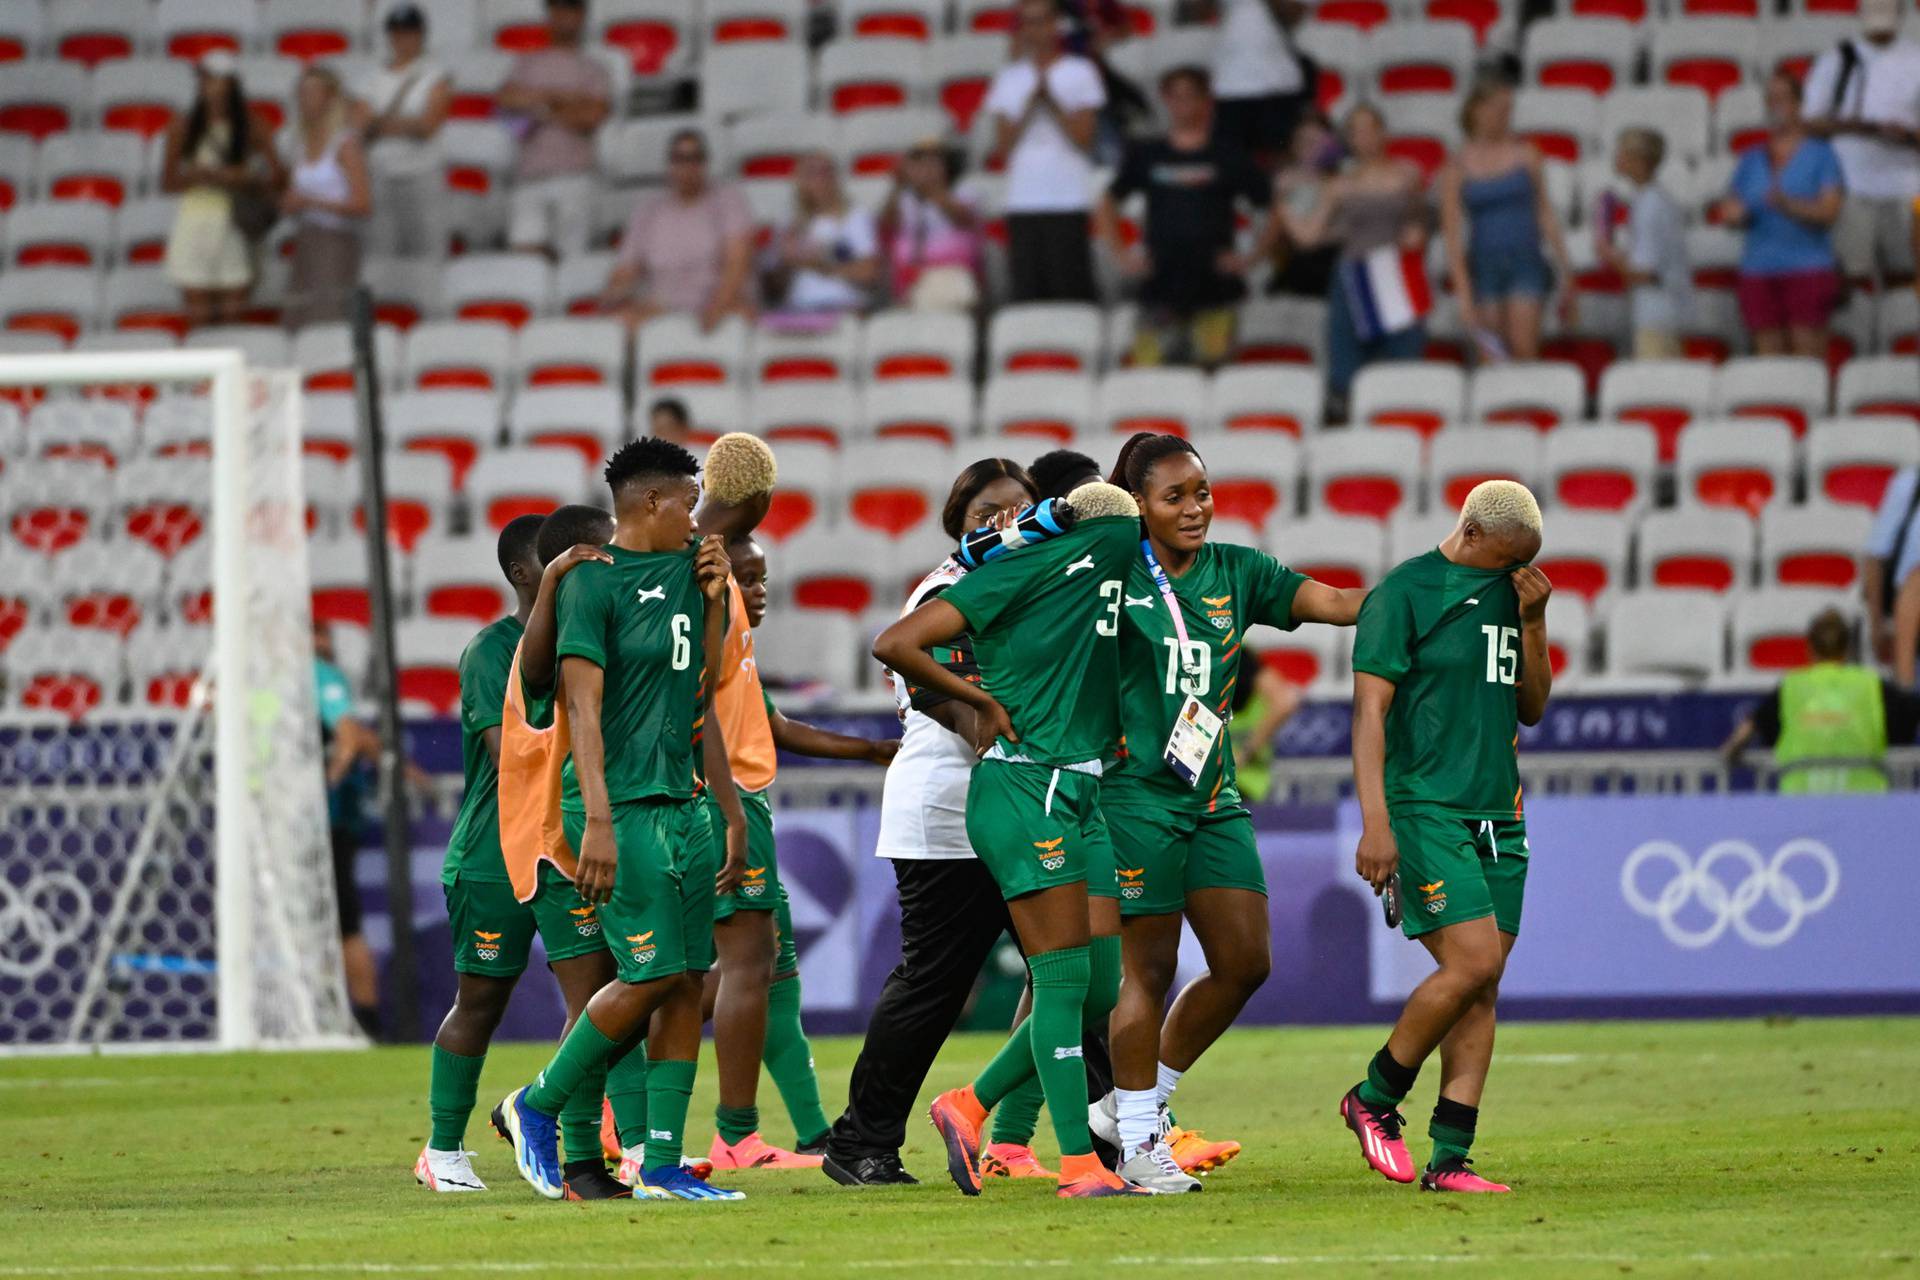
top-left (822, 1152), bottom-right (919, 1186)
top-left (561, 1161), bottom-right (633, 1200)
top-left (795, 1135), bottom-right (830, 1158)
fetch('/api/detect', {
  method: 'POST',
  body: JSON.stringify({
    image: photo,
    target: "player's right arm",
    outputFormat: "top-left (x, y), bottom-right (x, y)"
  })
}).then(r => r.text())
top-left (1351, 672), bottom-right (1398, 894)
top-left (521, 546), bottom-right (614, 699)
top-left (874, 600), bottom-right (1015, 757)
top-left (563, 657), bottom-right (617, 905)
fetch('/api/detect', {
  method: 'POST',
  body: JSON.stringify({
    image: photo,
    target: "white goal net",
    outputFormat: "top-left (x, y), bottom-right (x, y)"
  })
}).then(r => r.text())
top-left (0, 351), bottom-right (356, 1052)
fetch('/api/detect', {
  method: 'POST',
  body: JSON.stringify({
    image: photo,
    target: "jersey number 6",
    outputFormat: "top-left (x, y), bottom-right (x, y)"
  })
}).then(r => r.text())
top-left (671, 613), bottom-right (692, 671)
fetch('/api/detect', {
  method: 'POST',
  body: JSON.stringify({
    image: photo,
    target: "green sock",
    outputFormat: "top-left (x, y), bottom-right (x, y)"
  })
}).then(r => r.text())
top-left (524, 1015), bottom-right (620, 1116)
top-left (716, 1103), bottom-right (758, 1145)
top-left (973, 1018), bottom-right (1037, 1109)
top-left (606, 1034), bottom-right (649, 1151)
top-left (641, 1058), bottom-right (697, 1173)
top-left (1025, 946), bottom-right (1094, 1159)
top-left (559, 1061), bottom-right (608, 1164)
top-left (762, 975), bottom-right (831, 1146)
top-left (989, 1074), bottom-right (1045, 1146)
top-left (1084, 935), bottom-right (1120, 1025)
top-left (1356, 1045), bottom-right (1417, 1111)
top-left (1429, 1098), bottom-right (1477, 1168)
top-left (427, 1045), bottom-right (486, 1151)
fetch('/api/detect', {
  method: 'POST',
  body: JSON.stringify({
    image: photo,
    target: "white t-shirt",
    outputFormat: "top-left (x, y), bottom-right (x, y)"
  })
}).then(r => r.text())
top-left (1626, 183), bottom-right (1692, 334)
top-left (1211, 0), bottom-right (1305, 100)
top-left (874, 559), bottom-right (979, 861)
top-left (984, 54), bottom-right (1107, 213)
top-left (1802, 36), bottom-right (1920, 199)
top-left (785, 205), bottom-right (880, 311)
top-left (359, 58), bottom-right (448, 178)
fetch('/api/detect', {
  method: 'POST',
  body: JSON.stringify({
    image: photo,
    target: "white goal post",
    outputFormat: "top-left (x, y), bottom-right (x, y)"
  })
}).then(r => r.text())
top-left (0, 348), bottom-right (357, 1053)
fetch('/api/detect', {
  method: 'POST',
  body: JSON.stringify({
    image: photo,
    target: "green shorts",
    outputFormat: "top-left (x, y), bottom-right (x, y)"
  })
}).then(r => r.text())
top-left (444, 864), bottom-right (608, 978)
top-left (562, 797), bottom-right (714, 983)
top-left (1103, 790), bottom-right (1266, 917)
top-left (1390, 810), bottom-right (1529, 939)
top-left (964, 759), bottom-right (1117, 902)
top-left (703, 789), bottom-right (780, 921)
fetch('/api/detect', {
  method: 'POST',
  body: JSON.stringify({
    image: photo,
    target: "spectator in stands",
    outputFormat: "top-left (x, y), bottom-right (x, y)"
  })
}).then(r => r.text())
top-left (1278, 103), bottom-right (1430, 414)
top-left (1864, 463), bottom-right (1920, 683)
top-left (986, 0), bottom-right (1107, 303)
top-left (1439, 79), bottom-right (1575, 363)
top-left (356, 3), bottom-right (451, 260)
top-left (767, 153), bottom-right (883, 316)
top-left (599, 128), bottom-right (754, 332)
top-left (1714, 72), bottom-right (1846, 359)
top-left (283, 66), bottom-right (372, 329)
top-left (1268, 109), bottom-right (1341, 297)
top-left (161, 51), bottom-right (285, 328)
top-left (497, 0), bottom-right (611, 259)
top-left (1802, 0), bottom-right (1920, 291)
top-left (1203, 0), bottom-right (1313, 167)
top-left (879, 134), bottom-right (984, 312)
top-left (1721, 608), bottom-right (1920, 793)
top-left (1598, 128), bottom-right (1692, 360)
top-left (647, 396), bottom-right (693, 444)
top-left (313, 620), bottom-right (381, 1035)
top-left (1096, 68), bottom-right (1269, 368)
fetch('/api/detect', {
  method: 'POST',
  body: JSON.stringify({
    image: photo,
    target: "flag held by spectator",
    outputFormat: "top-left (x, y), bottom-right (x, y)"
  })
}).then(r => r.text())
top-left (1341, 246), bottom-right (1431, 343)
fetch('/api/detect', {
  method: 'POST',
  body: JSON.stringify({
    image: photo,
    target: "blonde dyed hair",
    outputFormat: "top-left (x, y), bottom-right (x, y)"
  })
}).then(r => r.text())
top-left (1459, 479), bottom-right (1542, 537)
top-left (1066, 480), bottom-right (1138, 520)
top-left (702, 432), bottom-right (778, 505)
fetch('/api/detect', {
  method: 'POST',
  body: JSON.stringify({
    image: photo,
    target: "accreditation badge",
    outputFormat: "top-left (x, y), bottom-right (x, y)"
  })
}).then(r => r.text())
top-left (1163, 695), bottom-right (1224, 788)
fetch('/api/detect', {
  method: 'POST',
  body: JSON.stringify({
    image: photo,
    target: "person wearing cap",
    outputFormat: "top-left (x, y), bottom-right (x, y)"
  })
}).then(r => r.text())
top-left (598, 128), bottom-right (754, 332)
top-left (1803, 0), bottom-right (1920, 289)
top-left (357, 3), bottom-right (451, 260)
top-left (161, 51), bottom-right (286, 327)
top-left (878, 133), bottom-right (984, 311)
top-left (498, 0), bottom-right (612, 259)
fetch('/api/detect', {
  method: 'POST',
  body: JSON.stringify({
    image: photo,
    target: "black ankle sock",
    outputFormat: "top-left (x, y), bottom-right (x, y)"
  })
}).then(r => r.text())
top-left (1431, 1097), bottom-right (1478, 1134)
top-left (563, 1158), bottom-right (603, 1178)
top-left (1371, 1046), bottom-right (1418, 1098)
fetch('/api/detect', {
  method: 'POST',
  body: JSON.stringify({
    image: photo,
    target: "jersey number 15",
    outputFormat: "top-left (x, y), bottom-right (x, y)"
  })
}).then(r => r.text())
top-left (1480, 624), bottom-right (1518, 685)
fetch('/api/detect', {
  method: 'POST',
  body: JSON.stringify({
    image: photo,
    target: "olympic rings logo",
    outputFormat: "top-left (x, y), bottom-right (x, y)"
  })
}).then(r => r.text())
top-left (1619, 838), bottom-right (1840, 949)
top-left (0, 870), bottom-right (95, 979)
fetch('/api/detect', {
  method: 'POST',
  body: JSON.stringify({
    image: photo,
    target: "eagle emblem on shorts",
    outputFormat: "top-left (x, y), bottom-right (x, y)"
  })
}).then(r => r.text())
top-left (1419, 881), bottom-right (1447, 914)
top-left (1033, 837), bottom-right (1067, 872)
top-left (472, 930), bottom-right (503, 961)
top-left (1117, 867), bottom-right (1146, 900)
top-left (569, 906), bottom-right (601, 938)
top-left (741, 866), bottom-right (768, 898)
top-left (626, 930), bottom-right (658, 964)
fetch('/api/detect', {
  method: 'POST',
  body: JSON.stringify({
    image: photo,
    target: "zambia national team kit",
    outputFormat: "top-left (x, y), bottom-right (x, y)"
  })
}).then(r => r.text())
top-left (1352, 549), bottom-right (1532, 938)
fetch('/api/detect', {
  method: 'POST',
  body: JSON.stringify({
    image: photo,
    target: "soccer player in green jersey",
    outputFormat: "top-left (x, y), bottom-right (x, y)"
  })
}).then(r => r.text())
top-left (494, 438), bottom-right (751, 1204)
top-left (415, 513), bottom-right (624, 1198)
top-left (1097, 434), bottom-right (1365, 1193)
top-left (1338, 480), bottom-right (1553, 1195)
top-left (876, 480), bottom-right (1150, 1200)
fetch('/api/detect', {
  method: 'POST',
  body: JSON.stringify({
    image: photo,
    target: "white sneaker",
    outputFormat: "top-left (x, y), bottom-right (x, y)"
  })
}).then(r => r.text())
top-left (1117, 1141), bottom-right (1202, 1195)
top-left (1087, 1093), bottom-right (1121, 1150)
top-left (414, 1146), bottom-right (486, 1192)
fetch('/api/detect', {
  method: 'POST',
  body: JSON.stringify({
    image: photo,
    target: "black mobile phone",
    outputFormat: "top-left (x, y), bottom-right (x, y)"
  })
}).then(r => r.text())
top-left (1382, 872), bottom-right (1402, 928)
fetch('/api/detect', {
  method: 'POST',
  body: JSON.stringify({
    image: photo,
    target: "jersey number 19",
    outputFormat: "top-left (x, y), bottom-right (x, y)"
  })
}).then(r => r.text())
top-left (1481, 624), bottom-right (1518, 685)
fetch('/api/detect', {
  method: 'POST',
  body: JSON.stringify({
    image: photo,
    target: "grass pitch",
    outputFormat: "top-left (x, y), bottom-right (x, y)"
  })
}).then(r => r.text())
top-left (4, 1017), bottom-right (1916, 1278)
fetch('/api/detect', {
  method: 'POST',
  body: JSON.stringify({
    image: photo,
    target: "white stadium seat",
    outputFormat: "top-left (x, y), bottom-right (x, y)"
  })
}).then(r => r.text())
top-left (1675, 420), bottom-right (1794, 516)
top-left (1603, 589), bottom-right (1727, 685)
top-left (1094, 367), bottom-right (1209, 439)
top-left (1533, 510), bottom-right (1630, 602)
top-left (1351, 361), bottom-right (1467, 437)
top-left (1428, 427), bottom-right (1543, 513)
top-left (1207, 364), bottom-right (1324, 435)
top-left (1542, 424), bottom-right (1657, 514)
top-left (1636, 506), bottom-right (1754, 594)
top-left (1760, 503), bottom-right (1872, 591)
top-left (1304, 431), bottom-right (1422, 521)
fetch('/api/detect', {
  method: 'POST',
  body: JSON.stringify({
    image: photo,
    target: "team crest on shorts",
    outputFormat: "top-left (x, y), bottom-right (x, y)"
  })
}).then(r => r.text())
top-left (1032, 837), bottom-right (1067, 872)
top-left (741, 866), bottom-right (768, 898)
top-left (569, 906), bottom-right (601, 938)
top-left (1419, 880), bottom-right (1447, 915)
top-left (1117, 867), bottom-right (1146, 900)
top-left (1202, 594), bottom-right (1234, 631)
top-left (626, 931), bottom-right (658, 965)
top-left (472, 930), bottom-right (502, 961)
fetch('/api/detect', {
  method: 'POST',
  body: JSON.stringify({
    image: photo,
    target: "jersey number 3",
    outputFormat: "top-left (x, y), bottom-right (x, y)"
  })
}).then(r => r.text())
top-left (1095, 579), bottom-right (1123, 636)
top-left (1481, 624), bottom-right (1518, 685)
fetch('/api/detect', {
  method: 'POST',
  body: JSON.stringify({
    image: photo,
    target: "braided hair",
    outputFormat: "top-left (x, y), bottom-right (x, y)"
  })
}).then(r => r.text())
top-left (1108, 432), bottom-right (1202, 494)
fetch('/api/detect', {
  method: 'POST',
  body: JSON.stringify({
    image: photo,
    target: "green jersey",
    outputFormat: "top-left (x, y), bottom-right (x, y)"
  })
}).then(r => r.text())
top-left (1352, 549), bottom-right (1525, 819)
top-left (938, 514), bottom-right (1138, 767)
top-left (1110, 542), bottom-right (1306, 811)
top-left (554, 544), bottom-right (706, 808)
top-left (443, 614), bottom-right (522, 885)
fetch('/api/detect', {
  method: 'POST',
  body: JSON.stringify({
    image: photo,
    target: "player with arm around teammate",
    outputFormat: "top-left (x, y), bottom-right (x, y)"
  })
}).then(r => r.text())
top-left (1097, 433), bottom-right (1367, 1192)
top-left (1338, 480), bottom-right (1552, 1194)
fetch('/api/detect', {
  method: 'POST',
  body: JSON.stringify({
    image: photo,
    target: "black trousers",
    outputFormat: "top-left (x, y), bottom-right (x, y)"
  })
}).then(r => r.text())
top-left (1007, 212), bottom-right (1098, 304)
top-left (826, 857), bottom-right (1113, 1161)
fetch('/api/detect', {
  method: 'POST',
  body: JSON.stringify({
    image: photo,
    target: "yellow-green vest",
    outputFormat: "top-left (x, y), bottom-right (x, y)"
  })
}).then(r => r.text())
top-left (1775, 662), bottom-right (1887, 795)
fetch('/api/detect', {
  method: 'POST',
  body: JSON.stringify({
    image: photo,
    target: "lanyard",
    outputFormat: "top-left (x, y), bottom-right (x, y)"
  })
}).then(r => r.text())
top-left (1141, 540), bottom-right (1203, 674)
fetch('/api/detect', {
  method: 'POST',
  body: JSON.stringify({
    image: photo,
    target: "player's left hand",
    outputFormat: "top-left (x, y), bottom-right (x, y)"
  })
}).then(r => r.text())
top-left (715, 820), bottom-right (749, 896)
top-left (694, 534), bottom-right (730, 602)
top-left (1512, 565), bottom-right (1552, 624)
top-left (866, 738), bottom-right (901, 766)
